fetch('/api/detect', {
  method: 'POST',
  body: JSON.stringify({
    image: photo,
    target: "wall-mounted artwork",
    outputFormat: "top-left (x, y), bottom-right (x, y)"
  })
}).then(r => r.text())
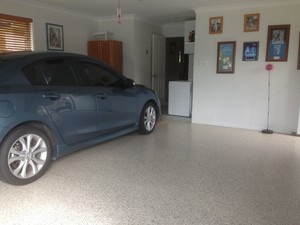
top-left (243, 42), bottom-right (259, 61)
top-left (46, 23), bottom-right (64, 51)
top-left (217, 41), bottom-right (236, 73)
top-left (266, 24), bottom-right (290, 62)
top-left (209, 16), bottom-right (223, 34)
top-left (244, 13), bottom-right (260, 32)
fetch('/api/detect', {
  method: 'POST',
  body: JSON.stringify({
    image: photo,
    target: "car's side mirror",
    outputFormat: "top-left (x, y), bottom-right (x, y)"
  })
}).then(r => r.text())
top-left (123, 78), bottom-right (135, 88)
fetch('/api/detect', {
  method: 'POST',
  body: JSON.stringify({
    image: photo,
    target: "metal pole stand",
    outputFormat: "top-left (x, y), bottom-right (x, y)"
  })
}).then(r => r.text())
top-left (262, 70), bottom-right (273, 134)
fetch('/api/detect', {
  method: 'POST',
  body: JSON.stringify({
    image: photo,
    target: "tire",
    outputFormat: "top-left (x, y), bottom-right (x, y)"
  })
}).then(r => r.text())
top-left (0, 126), bottom-right (51, 185)
top-left (138, 102), bottom-right (157, 134)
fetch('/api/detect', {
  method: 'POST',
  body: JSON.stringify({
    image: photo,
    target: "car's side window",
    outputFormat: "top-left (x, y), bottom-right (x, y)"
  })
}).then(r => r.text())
top-left (38, 59), bottom-right (78, 86)
top-left (23, 63), bottom-right (48, 85)
top-left (79, 62), bottom-right (121, 87)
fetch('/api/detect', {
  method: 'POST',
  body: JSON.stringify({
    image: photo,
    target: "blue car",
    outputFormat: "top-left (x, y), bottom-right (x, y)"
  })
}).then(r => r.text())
top-left (0, 52), bottom-right (160, 185)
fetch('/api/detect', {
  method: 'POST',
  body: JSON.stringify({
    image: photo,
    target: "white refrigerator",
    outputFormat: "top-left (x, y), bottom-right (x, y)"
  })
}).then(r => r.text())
top-left (168, 81), bottom-right (192, 117)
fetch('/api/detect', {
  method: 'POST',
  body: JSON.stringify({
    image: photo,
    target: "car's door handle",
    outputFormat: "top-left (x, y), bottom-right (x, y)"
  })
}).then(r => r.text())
top-left (42, 93), bottom-right (61, 101)
top-left (96, 93), bottom-right (108, 99)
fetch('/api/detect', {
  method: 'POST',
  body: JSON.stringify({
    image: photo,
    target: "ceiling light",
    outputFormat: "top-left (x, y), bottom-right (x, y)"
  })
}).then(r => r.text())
top-left (117, 0), bottom-right (121, 23)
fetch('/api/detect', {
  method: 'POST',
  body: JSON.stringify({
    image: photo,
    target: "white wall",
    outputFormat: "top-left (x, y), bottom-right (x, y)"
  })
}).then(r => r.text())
top-left (134, 19), bottom-right (162, 87)
top-left (98, 16), bottom-right (162, 87)
top-left (163, 22), bottom-right (185, 37)
top-left (97, 16), bottom-right (135, 80)
top-left (1, 1), bottom-right (98, 54)
top-left (192, 2), bottom-right (300, 134)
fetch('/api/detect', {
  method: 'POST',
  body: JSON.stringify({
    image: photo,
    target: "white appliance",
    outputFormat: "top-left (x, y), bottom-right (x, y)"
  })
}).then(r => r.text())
top-left (168, 81), bottom-right (192, 117)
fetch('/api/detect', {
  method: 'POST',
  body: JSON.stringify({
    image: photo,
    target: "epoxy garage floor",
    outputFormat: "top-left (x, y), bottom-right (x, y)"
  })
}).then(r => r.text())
top-left (1, 117), bottom-right (300, 225)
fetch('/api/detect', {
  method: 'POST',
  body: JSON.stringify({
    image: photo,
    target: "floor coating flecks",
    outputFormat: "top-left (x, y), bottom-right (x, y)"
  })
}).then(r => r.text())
top-left (1, 117), bottom-right (300, 225)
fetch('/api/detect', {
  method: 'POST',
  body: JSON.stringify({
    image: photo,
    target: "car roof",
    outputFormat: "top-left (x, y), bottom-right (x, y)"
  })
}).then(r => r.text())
top-left (0, 51), bottom-right (102, 72)
top-left (0, 51), bottom-right (86, 62)
top-left (0, 51), bottom-right (125, 85)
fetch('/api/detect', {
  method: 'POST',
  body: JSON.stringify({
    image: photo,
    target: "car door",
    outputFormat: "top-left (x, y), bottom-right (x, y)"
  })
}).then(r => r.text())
top-left (23, 57), bottom-right (99, 145)
top-left (77, 60), bottom-right (138, 135)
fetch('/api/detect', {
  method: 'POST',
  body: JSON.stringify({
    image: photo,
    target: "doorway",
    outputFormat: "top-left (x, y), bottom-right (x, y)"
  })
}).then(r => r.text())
top-left (164, 37), bottom-right (189, 114)
top-left (152, 34), bottom-right (166, 106)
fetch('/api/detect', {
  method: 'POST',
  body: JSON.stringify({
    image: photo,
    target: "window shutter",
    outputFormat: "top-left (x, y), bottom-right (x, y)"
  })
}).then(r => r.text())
top-left (0, 13), bottom-right (33, 52)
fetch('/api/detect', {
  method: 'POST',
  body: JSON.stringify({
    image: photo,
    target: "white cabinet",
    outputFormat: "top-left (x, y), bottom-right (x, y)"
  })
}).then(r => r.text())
top-left (184, 20), bottom-right (195, 54)
top-left (168, 81), bottom-right (192, 117)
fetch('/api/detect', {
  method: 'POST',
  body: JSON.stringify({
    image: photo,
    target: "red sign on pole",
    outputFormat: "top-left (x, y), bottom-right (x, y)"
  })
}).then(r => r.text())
top-left (265, 64), bottom-right (273, 71)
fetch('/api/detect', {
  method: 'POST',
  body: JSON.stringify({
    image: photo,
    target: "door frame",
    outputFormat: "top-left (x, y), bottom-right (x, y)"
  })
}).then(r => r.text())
top-left (151, 34), bottom-right (166, 105)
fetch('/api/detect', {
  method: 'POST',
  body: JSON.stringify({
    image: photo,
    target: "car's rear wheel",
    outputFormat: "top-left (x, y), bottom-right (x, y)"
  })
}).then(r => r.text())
top-left (139, 102), bottom-right (157, 134)
top-left (0, 126), bottom-right (51, 185)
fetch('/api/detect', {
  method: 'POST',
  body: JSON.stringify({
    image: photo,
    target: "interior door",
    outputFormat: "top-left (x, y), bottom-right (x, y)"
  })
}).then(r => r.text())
top-left (152, 34), bottom-right (166, 105)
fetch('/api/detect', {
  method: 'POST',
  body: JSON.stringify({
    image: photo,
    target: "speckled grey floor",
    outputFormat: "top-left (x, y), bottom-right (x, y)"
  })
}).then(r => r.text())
top-left (1, 116), bottom-right (300, 225)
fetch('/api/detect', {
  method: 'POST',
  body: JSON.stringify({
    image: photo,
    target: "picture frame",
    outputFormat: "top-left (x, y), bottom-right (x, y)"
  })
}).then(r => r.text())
top-left (244, 13), bottom-right (260, 32)
top-left (46, 23), bottom-right (64, 51)
top-left (209, 16), bottom-right (223, 34)
top-left (217, 41), bottom-right (236, 73)
top-left (243, 42), bottom-right (259, 61)
top-left (266, 24), bottom-right (290, 62)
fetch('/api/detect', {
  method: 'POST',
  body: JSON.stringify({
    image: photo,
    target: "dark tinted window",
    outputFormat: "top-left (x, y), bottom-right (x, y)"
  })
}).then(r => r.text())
top-left (23, 63), bottom-right (47, 85)
top-left (38, 59), bottom-right (78, 86)
top-left (23, 64), bottom-right (47, 85)
top-left (79, 62), bottom-right (120, 87)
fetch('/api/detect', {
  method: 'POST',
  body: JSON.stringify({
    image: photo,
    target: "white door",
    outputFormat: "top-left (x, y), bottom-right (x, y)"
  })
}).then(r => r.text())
top-left (152, 34), bottom-right (166, 105)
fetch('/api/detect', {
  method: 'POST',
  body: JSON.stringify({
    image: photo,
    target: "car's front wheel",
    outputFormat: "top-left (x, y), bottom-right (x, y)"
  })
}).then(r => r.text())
top-left (0, 126), bottom-right (51, 185)
top-left (139, 102), bottom-right (157, 134)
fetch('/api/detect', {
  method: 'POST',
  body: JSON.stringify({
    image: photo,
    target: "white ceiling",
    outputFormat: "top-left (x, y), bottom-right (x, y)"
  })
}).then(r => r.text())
top-left (13, 0), bottom-right (295, 24)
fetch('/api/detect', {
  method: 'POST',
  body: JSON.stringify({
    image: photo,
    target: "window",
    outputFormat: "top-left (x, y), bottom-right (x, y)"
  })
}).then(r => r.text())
top-left (79, 62), bottom-right (121, 87)
top-left (23, 59), bottom-right (78, 86)
top-left (0, 13), bottom-right (33, 52)
top-left (23, 63), bottom-right (48, 85)
top-left (39, 59), bottom-right (78, 86)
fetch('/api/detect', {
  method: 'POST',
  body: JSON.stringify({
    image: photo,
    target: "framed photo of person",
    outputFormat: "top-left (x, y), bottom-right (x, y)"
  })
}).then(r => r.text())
top-left (217, 41), bottom-right (236, 73)
top-left (46, 23), bottom-right (64, 51)
top-left (209, 16), bottom-right (223, 34)
top-left (243, 42), bottom-right (259, 61)
top-left (266, 24), bottom-right (290, 62)
top-left (244, 13), bottom-right (260, 32)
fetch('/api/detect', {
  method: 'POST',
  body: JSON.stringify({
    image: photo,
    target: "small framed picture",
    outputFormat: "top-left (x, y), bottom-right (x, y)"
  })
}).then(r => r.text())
top-left (217, 41), bottom-right (236, 74)
top-left (209, 16), bottom-right (223, 34)
top-left (46, 23), bottom-right (64, 51)
top-left (244, 13), bottom-right (260, 32)
top-left (266, 24), bottom-right (290, 62)
top-left (243, 42), bottom-right (259, 61)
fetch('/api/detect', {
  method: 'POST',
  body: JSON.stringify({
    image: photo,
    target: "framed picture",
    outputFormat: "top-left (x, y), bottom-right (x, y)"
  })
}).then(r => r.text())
top-left (244, 13), bottom-right (260, 32)
top-left (46, 23), bottom-right (64, 51)
top-left (266, 24), bottom-right (290, 62)
top-left (217, 41), bottom-right (236, 73)
top-left (298, 32), bottom-right (300, 70)
top-left (243, 42), bottom-right (259, 61)
top-left (209, 16), bottom-right (223, 34)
